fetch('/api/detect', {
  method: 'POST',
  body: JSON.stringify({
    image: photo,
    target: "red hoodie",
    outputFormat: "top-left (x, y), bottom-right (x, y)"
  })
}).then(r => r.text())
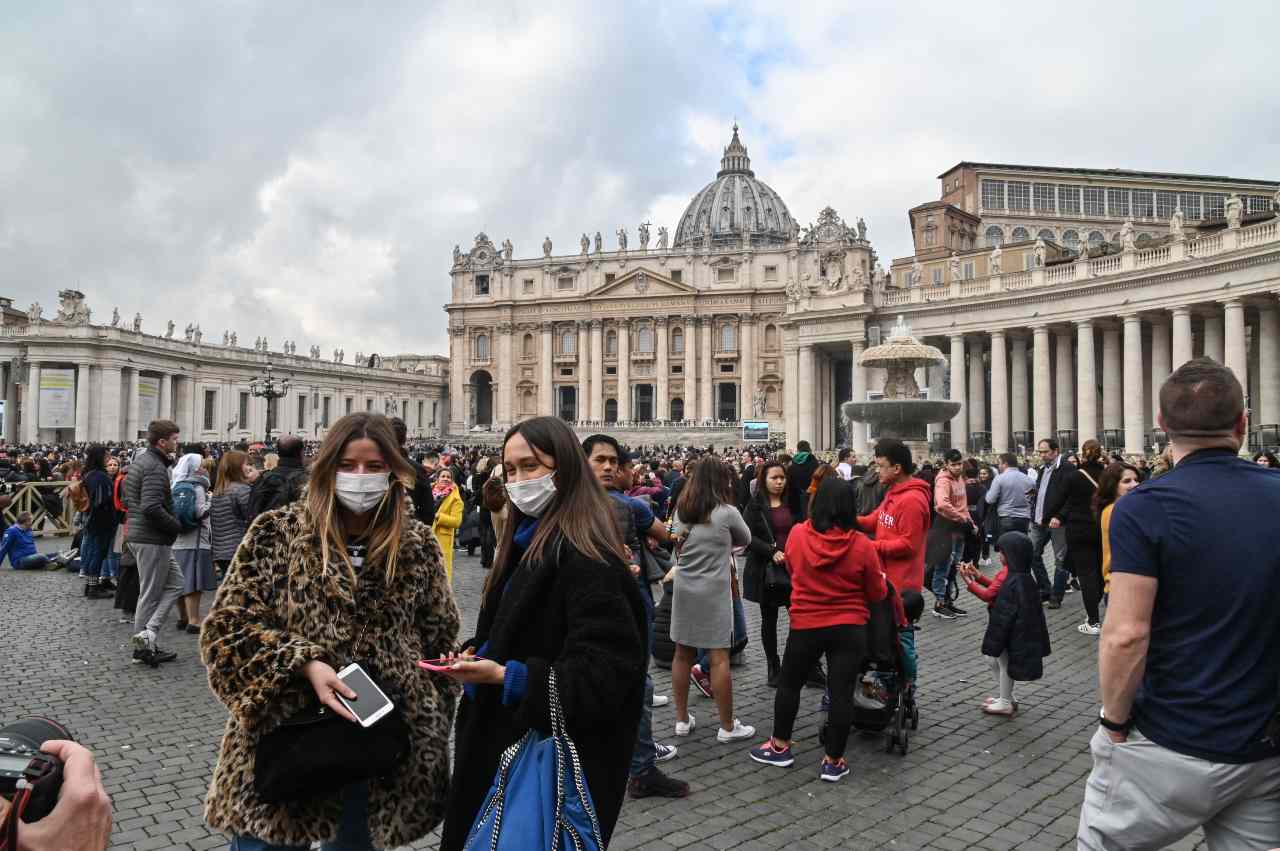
top-left (784, 521), bottom-right (887, 629)
top-left (856, 476), bottom-right (932, 593)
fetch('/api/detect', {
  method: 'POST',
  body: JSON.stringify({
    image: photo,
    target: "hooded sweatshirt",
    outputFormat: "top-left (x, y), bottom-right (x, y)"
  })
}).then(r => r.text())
top-left (856, 476), bottom-right (932, 593)
top-left (784, 520), bottom-right (887, 629)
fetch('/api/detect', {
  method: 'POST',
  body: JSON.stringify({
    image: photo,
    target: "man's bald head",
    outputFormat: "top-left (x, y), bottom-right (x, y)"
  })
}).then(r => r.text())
top-left (277, 435), bottom-right (304, 460)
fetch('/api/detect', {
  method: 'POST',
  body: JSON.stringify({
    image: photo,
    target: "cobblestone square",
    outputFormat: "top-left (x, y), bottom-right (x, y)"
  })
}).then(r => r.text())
top-left (0, 543), bottom-right (1205, 850)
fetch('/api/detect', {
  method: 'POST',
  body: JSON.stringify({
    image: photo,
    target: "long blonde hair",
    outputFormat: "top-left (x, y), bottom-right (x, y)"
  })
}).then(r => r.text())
top-left (305, 413), bottom-right (417, 585)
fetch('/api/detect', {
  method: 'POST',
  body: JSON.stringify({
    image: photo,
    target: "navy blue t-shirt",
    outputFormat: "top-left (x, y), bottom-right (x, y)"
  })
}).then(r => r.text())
top-left (1109, 449), bottom-right (1280, 763)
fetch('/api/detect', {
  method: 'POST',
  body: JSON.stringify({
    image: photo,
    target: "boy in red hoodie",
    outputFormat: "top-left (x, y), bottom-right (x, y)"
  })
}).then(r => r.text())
top-left (856, 439), bottom-right (931, 594)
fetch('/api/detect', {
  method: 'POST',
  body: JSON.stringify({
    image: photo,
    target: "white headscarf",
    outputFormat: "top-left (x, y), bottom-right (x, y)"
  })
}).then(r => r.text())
top-left (171, 452), bottom-right (204, 486)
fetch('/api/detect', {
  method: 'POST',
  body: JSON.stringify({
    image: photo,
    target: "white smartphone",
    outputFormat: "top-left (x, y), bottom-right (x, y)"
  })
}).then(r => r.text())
top-left (335, 663), bottom-right (395, 728)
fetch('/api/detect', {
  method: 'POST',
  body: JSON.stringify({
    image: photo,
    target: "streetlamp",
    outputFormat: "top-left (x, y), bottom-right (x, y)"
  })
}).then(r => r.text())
top-left (248, 361), bottom-right (291, 443)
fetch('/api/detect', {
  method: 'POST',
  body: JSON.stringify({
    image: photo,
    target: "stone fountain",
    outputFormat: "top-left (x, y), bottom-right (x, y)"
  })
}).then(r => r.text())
top-left (842, 315), bottom-right (961, 457)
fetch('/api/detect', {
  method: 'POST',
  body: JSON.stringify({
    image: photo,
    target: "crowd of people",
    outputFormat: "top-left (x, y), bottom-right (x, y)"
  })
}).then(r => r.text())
top-left (1, 356), bottom-right (1278, 851)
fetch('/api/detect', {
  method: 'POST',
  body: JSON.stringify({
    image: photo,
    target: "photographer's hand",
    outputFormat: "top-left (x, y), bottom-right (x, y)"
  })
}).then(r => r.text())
top-left (13, 741), bottom-right (112, 851)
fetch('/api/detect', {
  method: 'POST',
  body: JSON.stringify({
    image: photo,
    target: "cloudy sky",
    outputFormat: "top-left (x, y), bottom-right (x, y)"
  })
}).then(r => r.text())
top-left (2, 1), bottom-right (1276, 358)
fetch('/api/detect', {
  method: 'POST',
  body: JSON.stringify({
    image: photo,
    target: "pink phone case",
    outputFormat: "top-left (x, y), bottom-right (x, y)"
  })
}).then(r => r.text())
top-left (418, 657), bottom-right (485, 672)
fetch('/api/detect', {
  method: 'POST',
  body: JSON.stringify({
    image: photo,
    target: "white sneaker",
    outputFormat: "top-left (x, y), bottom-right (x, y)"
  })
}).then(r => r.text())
top-left (130, 629), bottom-right (156, 652)
top-left (982, 698), bottom-right (1015, 716)
top-left (1078, 622), bottom-right (1101, 636)
top-left (716, 719), bottom-right (755, 742)
top-left (650, 694), bottom-right (670, 708)
top-left (674, 713), bottom-right (696, 737)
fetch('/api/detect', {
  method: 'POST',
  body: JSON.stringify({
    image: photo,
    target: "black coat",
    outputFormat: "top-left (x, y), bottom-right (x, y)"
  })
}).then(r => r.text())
top-left (741, 496), bottom-right (793, 607)
top-left (981, 571), bottom-right (1051, 681)
top-left (1034, 459), bottom-right (1075, 527)
top-left (440, 536), bottom-right (647, 851)
top-left (786, 455), bottom-right (819, 518)
top-left (1057, 461), bottom-right (1106, 548)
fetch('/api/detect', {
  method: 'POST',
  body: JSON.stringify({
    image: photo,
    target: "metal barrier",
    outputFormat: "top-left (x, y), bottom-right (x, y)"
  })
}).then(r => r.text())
top-left (1, 481), bottom-right (76, 538)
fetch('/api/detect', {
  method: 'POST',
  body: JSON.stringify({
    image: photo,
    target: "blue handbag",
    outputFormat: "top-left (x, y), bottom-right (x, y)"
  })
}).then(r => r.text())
top-left (464, 669), bottom-right (604, 851)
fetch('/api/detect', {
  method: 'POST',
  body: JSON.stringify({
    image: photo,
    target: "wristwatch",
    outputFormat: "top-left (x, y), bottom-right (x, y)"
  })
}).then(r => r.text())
top-left (1098, 707), bottom-right (1132, 733)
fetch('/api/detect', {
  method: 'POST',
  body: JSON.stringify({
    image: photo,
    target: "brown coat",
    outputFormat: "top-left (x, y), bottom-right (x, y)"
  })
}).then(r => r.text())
top-left (199, 500), bottom-right (460, 847)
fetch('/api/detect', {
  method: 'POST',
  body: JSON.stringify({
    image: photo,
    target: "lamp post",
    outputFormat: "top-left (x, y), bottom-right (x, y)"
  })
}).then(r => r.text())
top-left (248, 362), bottom-right (291, 443)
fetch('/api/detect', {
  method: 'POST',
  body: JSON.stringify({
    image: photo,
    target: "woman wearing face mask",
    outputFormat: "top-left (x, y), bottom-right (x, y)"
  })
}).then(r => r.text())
top-left (437, 416), bottom-right (647, 851)
top-left (200, 413), bottom-right (460, 851)
top-left (430, 468), bottom-right (463, 583)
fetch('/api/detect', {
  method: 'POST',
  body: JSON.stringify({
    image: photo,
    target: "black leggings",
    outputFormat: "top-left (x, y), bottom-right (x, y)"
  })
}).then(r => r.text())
top-left (760, 602), bottom-right (785, 664)
top-left (1067, 542), bottom-right (1103, 624)
top-left (773, 623), bottom-right (867, 759)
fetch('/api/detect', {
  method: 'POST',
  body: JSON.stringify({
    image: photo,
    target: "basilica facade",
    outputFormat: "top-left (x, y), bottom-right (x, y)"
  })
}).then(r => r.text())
top-left (446, 129), bottom-right (1280, 454)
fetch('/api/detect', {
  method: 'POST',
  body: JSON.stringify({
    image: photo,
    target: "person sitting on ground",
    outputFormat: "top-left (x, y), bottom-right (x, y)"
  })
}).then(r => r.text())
top-left (0, 512), bottom-right (52, 570)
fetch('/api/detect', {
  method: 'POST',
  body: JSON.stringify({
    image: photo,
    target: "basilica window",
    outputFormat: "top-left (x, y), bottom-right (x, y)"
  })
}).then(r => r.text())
top-left (1178, 193), bottom-right (1202, 220)
top-left (1011, 227), bottom-right (1030, 242)
top-left (1033, 183), bottom-right (1056, 214)
top-left (1007, 182), bottom-right (1030, 212)
top-left (606, 330), bottom-right (618, 356)
top-left (474, 334), bottom-right (490, 361)
top-left (1088, 231), bottom-right (1104, 248)
top-left (521, 391), bottom-right (535, 415)
top-left (1037, 228), bottom-right (1055, 242)
top-left (1204, 193), bottom-right (1226, 220)
top-left (671, 270), bottom-right (682, 283)
top-left (638, 326), bottom-right (654, 353)
top-left (670, 398), bottom-right (684, 420)
top-left (764, 324), bottom-right (778, 350)
top-left (981, 180), bottom-right (1005, 211)
top-left (1083, 188), bottom-right (1105, 217)
top-left (1062, 230), bottom-right (1081, 250)
top-left (605, 273), bottom-right (616, 285)
top-left (557, 275), bottom-right (574, 291)
top-left (1247, 194), bottom-right (1274, 213)
top-left (1156, 191), bottom-right (1178, 219)
top-left (985, 226), bottom-right (1003, 248)
top-left (671, 327), bottom-right (684, 354)
top-left (1132, 190), bottom-right (1155, 219)
top-left (522, 333), bottom-right (534, 359)
top-left (1136, 232), bottom-right (1153, 245)
top-left (1058, 185), bottom-right (1081, 215)
top-left (933, 268), bottom-right (943, 285)
top-left (475, 274), bottom-right (490, 296)
top-left (764, 265), bottom-right (778, 282)
top-left (1107, 188), bottom-right (1129, 218)
top-left (963, 261), bottom-right (975, 279)
top-left (721, 324), bottom-right (736, 351)
top-left (560, 330), bottom-right (575, 355)
top-left (523, 278), bottom-right (534, 294)
top-left (716, 267), bottom-right (735, 284)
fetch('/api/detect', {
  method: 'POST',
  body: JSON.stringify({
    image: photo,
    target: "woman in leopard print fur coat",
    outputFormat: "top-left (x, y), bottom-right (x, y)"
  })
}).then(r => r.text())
top-left (200, 413), bottom-right (460, 850)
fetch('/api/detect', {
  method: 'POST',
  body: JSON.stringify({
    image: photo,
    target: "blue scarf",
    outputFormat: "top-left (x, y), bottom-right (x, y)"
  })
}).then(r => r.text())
top-left (513, 516), bottom-right (540, 551)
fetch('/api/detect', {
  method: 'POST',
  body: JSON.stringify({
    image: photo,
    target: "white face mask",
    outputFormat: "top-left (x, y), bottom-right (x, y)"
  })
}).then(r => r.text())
top-left (335, 471), bottom-right (390, 515)
top-left (505, 472), bottom-right (556, 517)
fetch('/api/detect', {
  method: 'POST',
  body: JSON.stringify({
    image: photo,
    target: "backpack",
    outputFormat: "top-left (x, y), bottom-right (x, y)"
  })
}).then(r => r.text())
top-left (67, 480), bottom-right (90, 514)
top-left (171, 480), bottom-right (202, 531)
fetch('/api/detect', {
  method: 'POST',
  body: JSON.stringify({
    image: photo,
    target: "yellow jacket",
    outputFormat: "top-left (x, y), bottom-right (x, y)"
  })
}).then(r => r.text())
top-left (431, 487), bottom-right (463, 550)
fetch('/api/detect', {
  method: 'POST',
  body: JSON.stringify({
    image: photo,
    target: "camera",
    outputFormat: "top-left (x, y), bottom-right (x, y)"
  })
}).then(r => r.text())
top-left (0, 718), bottom-right (70, 823)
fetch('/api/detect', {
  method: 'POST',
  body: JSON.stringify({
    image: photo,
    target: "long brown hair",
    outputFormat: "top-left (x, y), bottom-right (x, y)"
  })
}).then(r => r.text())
top-left (754, 460), bottom-right (787, 507)
top-left (484, 416), bottom-right (624, 600)
top-left (1080, 438), bottom-right (1103, 466)
top-left (213, 450), bottom-right (249, 495)
top-left (1093, 461), bottom-right (1139, 519)
top-left (675, 458), bottom-right (733, 525)
top-left (305, 413), bottom-right (417, 585)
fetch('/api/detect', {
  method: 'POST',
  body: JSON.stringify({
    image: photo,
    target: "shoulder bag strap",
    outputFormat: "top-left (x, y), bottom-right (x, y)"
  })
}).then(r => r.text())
top-left (1079, 470), bottom-right (1099, 489)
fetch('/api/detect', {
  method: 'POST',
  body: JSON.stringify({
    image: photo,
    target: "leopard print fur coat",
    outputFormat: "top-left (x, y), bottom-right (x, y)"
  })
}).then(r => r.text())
top-left (199, 499), bottom-right (460, 847)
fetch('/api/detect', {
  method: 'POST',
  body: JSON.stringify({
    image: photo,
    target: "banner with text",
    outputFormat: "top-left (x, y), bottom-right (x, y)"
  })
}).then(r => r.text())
top-left (138, 376), bottom-right (160, 427)
top-left (38, 368), bottom-right (76, 429)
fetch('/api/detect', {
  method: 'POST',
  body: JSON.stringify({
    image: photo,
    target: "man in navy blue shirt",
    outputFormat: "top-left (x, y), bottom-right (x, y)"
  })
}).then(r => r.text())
top-left (1078, 357), bottom-right (1280, 850)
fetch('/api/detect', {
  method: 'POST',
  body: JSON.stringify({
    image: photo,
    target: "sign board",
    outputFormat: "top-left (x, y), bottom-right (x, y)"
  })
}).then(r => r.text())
top-left (38, 368), bottom-right (75, 429)
top-left (137, 376), bottom-right (160, 427)
top-left (742, 420), bottom-right (770, 442)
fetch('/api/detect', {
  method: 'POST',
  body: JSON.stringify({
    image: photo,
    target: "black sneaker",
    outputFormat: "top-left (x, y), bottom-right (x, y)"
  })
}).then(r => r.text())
top-left (628, 767), bottom-right (690, 799)
top-left (83, 584), bottom-right (113, 599)
top-left (152, 648), bottom-right (178, 664)
top-left (1046, 599), bottom-right (1062, 609)
top-left (132, 648), bottom-right (160, 668)
top-left (97, 579), bottom-right (116, 592)
top-left (949, 603), bottom-right (968, 616)
top-left (932, 603), bottom-right (957, 620)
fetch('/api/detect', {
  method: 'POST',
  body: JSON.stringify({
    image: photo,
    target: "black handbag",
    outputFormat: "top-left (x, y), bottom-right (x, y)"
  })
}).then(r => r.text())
top-left (253, 575), bottom-right (412, 804)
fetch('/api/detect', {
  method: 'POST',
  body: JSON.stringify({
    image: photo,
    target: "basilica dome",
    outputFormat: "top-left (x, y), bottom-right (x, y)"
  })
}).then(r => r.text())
top-left (673, 125), bottom-right (797, 249)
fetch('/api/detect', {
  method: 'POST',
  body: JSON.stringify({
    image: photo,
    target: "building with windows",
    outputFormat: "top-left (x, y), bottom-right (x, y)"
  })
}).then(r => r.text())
top-left (447, 139), bottom-right (1280, 453)
top-left (0, 291), bottom-right (449, 444)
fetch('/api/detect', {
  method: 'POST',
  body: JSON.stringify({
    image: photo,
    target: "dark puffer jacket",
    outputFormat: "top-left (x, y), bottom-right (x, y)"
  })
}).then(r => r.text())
top-left (123, 447), bottom-right (181, 545)
top-left (981, 531), bottom-right (1051, 681)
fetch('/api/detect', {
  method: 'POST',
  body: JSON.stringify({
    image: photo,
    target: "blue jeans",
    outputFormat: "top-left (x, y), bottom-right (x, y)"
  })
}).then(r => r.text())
top-left (630, 575), bottom-right (657, 777)
top-left (929, 538), bottom-right (965, 601)
top-left (13, 554), bottom-right (51, 570)
top-left (1028, 522), bottom-right (1070, 601)
top-left (103, 551), bottom-right (119, 579)
top-left (231, 783), bottom-right (373, 851)
top-left (695, 596), bottom-right (747, 670)
top-left (79, 527), bottom-right (112, 580)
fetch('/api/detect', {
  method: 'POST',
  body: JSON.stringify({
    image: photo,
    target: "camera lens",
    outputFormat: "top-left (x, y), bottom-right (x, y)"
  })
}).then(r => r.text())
top-left (0, 717), bottom-right (74, 751)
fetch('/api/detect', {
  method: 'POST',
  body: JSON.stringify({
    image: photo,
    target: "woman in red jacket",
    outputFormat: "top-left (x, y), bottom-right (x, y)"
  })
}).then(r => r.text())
top-left (748, 476), bottom-right (887, 782)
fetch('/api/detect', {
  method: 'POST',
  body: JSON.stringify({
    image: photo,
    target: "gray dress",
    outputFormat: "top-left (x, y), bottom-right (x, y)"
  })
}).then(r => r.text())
top-left (670, 503), bottom-right (751, 649)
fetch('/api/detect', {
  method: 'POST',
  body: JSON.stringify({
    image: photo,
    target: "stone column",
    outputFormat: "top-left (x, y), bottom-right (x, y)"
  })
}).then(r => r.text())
top-left (1223, 299), bottom-right (1248, 392)
top-left (1149, 319), bottom-right (1171, 426)
top-left (850, 340), bottom-right (867, 451)
top-left (1171, 307), bottom-right (1193, 369)
top-left (949, 335), bottom-right (967, 451)
top-left (1102, 326), bottom-right (1122, 433)
top-left (699, 318), bottom-right (714, 421)
top-left (576, 321), bottom-right (590, 422)
top-left (990, 330), bottom-right (1009, 453)
top-left (1032, 326), bottom-right (1053, 442)
top-left (126, 369), bottom-right (141, 438)
top-left (496, 323), bottom-right (513, 426)
top-left (1123, 315), bottom-right (1145, 455)
top-left (75, 363), bottom-right (91, 442)
top-left (967, 335), bottom-right (987, 436)
top-left (1259, 302), bottom-right (1280, 427)
top-left (185, 373), bottom-right (198, 436)
top-left (1076, 321), bottom-right (1097, 445)
top-left (590, 320), bottom-right (604, 421)
top-left (3, 365), bottom-right (17, 443)
top-left (24, 362), bottom-right (41, 443)
top-left (448, 329), bottom-right (466, 433)
top-left (98, 366), bottom-right (122, 442)
top-left (617, 319), bottom-right (631, 422)
top-left (683, 320), bottom-right (698, 420)
top-left (159, 373), bottom-right (172, 421)
top-left (798, 344), bottom-right (816, 443)
top-left (739, 316), bottom-right (754, 423)
top-left (784, 345), bottom-right (799, 443)
top-left (539, 323), bottom-right (554, 417)
top-left (1203, 310), bottom-right (1225, 362)
top-left (1055, 329), bottom-right (1074, 440)
top-left (1011, 334), bottom-right (1028, 440)
top-left (656, 318), bottom-right (670, 421)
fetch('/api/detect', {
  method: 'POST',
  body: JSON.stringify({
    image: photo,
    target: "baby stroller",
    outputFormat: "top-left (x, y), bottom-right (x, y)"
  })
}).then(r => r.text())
top-left (823, 586), bottom-right (919, 755)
